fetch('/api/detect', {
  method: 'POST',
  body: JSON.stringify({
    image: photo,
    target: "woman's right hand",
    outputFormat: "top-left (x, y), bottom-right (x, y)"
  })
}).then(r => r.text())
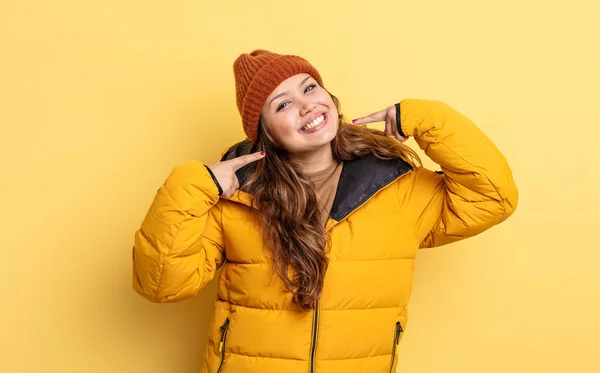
top-left (207, 151), bottom-right (265, 198)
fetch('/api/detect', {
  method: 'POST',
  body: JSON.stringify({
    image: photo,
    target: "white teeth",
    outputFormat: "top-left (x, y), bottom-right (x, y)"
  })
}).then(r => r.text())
top-left (302, 114), bottom-right (325, 131)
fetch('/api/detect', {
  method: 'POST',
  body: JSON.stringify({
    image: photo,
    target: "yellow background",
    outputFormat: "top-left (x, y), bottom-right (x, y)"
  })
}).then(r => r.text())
top-left (1, 0), bottom-right (598, 372)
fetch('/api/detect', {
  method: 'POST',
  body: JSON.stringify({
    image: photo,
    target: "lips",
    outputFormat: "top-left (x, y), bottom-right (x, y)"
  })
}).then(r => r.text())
top-left (302, 112), bottom-right (326, 127)
top-left (298, 111), bottom-right (327, 131)
top-left (300, 113), bottom-right (328, 133)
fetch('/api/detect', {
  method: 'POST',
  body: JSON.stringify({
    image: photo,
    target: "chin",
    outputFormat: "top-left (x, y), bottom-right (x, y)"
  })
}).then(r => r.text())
top-left (305, 129), bottom-right (337, 150)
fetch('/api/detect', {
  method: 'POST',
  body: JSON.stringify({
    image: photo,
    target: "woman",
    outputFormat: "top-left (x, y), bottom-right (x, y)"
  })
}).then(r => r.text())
top-left (132, 49), bottom-right (518, 373)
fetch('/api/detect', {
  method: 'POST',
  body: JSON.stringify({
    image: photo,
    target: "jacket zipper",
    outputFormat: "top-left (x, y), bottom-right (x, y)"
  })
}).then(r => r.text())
top-left (389, 321), bottom-right (403, 373)
top-left (309, 300), bottom-right (320, 373)
top-left (217, 317), bottom-right (231, 373)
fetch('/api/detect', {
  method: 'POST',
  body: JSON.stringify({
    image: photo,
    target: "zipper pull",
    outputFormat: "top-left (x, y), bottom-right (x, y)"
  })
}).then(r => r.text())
top-left (220, 318), bottom-right (230, 335)
top-left (219, 318), bottom-right (230, 352)
top-left (395, 322), bottom-right (403, 345)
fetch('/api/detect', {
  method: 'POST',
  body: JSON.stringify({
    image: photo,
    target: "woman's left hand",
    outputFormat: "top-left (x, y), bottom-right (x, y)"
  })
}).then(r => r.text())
top-left (352, 104), bottom-right (409, 142)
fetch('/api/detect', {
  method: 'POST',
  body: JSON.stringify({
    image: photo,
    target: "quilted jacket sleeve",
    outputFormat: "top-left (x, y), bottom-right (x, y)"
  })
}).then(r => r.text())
top-left (132, 160), bottom-right (225, 302)
top-left (399, 99), bottom-right (519, 248)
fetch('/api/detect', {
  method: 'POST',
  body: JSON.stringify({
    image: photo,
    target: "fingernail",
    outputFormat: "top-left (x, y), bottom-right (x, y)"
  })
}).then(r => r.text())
top-left (260, 151), bottom-right (265, 156)
top-left (352, 119), bottom-right (357, 123)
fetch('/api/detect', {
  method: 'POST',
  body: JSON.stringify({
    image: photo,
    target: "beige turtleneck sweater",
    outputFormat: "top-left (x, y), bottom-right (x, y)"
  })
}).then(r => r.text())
top-left (305, 159), bottom-right (344, 227)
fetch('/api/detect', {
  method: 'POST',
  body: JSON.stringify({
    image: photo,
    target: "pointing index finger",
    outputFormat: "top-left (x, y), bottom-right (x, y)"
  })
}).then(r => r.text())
top-left (352, 109), bottom-right (387, 125)
top-left (228, 151), bottom-right (266, 171)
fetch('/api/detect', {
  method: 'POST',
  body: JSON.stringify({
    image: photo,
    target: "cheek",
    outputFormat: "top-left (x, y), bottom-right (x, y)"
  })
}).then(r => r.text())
top-left (279, 113), bottom-right (298, 134)
top-left (317, 92), bottom-right (337, 114)
top-left (268, 114), bottom-right (298, 141)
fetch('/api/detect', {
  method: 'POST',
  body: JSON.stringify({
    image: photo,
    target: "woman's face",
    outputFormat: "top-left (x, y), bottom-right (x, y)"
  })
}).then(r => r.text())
top-left (260, 74), bottom-right (338, 154)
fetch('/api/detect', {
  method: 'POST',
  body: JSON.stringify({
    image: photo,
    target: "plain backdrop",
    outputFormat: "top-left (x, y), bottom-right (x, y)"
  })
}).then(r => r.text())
top-left (1, 0), bottom-right (598, 372)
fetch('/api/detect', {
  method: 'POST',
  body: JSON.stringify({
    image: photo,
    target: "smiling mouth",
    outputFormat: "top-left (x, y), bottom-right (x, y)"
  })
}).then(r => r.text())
top-left (300, 113), bottom-right (327, 132)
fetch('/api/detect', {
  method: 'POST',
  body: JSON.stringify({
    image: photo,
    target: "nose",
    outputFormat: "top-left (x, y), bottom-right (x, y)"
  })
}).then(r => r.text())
top-left (299, 99), bottom-right (316, 117)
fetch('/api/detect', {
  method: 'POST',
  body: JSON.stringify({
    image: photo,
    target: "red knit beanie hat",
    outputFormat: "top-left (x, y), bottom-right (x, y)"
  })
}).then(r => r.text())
top-left (233, 49), bottom-right (324, 143)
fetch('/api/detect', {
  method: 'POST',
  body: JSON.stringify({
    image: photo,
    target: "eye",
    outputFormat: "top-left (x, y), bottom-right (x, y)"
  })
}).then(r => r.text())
top-left (276, 84), bottom-right (317, 112)
top-left (276, 102), bottom-right (290, 112)
top-left (305, 84), bottom-right (317, 93)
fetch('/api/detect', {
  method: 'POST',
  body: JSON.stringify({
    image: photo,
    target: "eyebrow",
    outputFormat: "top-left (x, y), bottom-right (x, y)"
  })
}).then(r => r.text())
top-left (268, 76), bottom-right (312, 107)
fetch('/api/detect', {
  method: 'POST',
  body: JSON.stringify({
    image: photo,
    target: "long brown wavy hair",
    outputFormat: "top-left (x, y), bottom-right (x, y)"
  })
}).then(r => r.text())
top-left (243, 93), bottom-right (421, 310)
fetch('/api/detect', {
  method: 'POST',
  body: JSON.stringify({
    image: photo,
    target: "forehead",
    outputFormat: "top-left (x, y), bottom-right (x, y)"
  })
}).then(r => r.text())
top-left (269, 73), bottom-right (313, 96)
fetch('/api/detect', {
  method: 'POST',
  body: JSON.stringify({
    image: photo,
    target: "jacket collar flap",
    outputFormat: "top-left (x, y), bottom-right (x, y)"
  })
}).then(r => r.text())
top-left (220, 140), bottom-right (413, 221)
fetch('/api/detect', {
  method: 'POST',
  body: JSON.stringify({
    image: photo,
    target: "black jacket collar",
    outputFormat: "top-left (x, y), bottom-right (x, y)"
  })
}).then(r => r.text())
top-left (220, 140), bottom-right (413, 221)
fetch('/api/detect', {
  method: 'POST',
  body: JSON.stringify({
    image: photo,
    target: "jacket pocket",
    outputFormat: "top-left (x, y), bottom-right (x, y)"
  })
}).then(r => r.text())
top-left (389, 321), bottom-right (403, 373)
top-left (217, 317), bottom-right (231, 373)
